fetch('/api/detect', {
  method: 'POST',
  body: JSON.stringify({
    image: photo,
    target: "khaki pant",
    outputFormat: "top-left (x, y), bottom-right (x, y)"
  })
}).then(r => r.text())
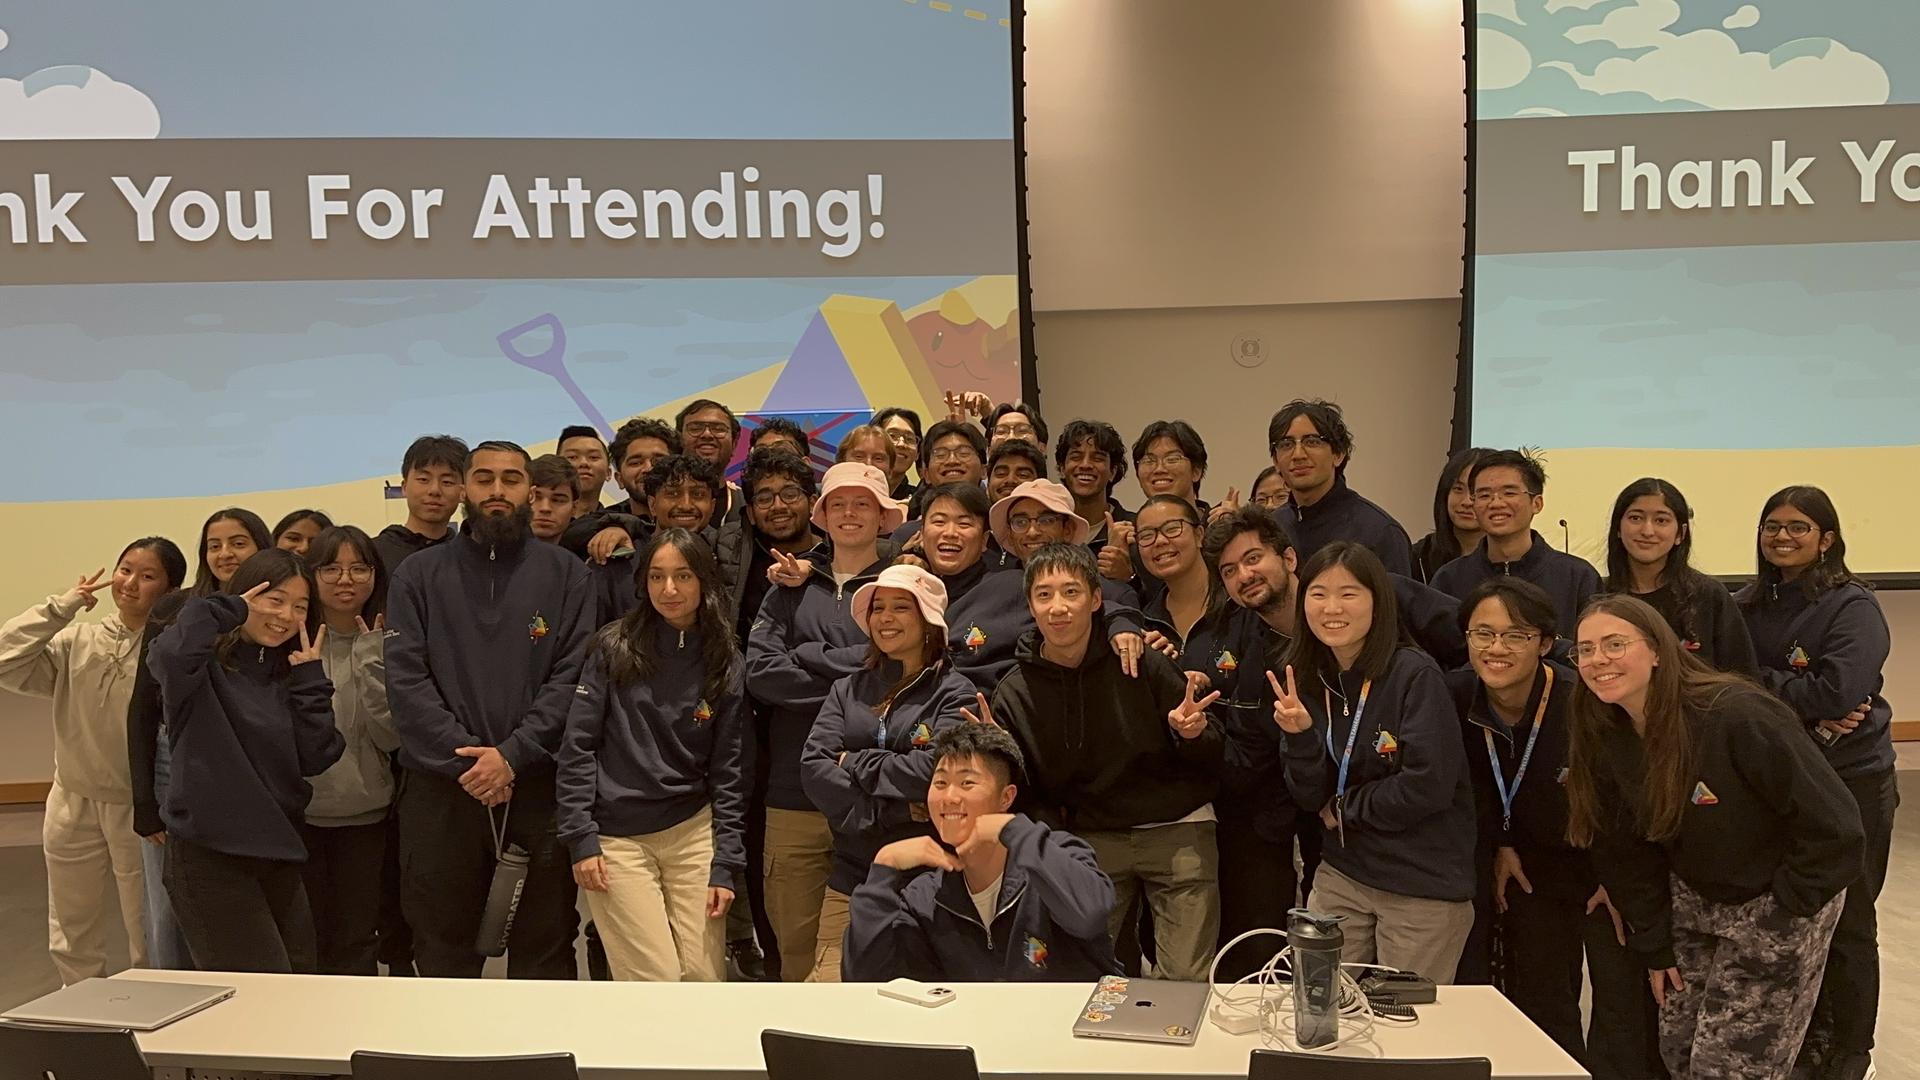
top-left (762, 808), bottom-right (833, 983)
top-left (1308, 863), bottom-right (1475, 984)
top-left (807, 889), bottom-right (851, 983)
top-left (583, 808), bottom-right (724, 982)
top-left (45, 784), bottom-right (148, 983)
top-left (1084, 821), bottom-right (1219, 982)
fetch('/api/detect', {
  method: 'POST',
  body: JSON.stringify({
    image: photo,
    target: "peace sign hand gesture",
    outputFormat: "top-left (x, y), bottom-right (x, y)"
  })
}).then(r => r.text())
top-left (1167, 677), bottom-right (1221, 740)
top-left (287, 623), bottom-right (327, 666)
top-left (960, 692), bottom-right (996, 727)
top-left (1208, 488), bottom-right (1240, 524)
top-left (66, 568), bottom-right (109, 611)
top-left (766, 549), bottom-right (809, 587)
top-left (1267, 665), bottom-right (1313, 734)
top-left (354, 613), bottom-right (386, 634)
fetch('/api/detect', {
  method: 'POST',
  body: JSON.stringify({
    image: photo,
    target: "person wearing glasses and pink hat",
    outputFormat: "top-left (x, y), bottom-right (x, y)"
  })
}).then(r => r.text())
top-left (746, 461), bottom-right (905, 981)
top-left (799, 564), bottom-right (975, 981)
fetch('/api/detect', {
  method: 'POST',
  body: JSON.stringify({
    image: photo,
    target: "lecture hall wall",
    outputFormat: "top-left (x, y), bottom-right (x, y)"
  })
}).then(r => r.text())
top-left (0, 1), bottom-right (1911, 790)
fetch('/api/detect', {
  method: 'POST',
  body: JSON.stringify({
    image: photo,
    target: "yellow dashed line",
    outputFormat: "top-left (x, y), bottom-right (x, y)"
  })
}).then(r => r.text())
top-left (892, 0), bottom-right (1008, 29)
top-left (964, 8), bottom-right (987, 19)
top-left (929, 1), bottom-right (952, 10)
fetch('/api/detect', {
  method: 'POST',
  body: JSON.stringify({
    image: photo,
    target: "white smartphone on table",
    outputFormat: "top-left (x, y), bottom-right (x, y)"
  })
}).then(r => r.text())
top-left (877, 978), bottom-right (958, 1007)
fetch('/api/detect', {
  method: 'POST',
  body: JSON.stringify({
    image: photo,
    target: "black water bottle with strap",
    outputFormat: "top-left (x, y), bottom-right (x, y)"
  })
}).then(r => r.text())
top-left (475, 801), bottom-right (528, 957)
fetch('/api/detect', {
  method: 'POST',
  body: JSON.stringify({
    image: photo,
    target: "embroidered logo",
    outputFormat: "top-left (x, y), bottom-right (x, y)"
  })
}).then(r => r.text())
top-left (1787, 644), bottom-right (1810, 670)
top-left (692, 699), bottom-right (714, 725)
top-left (1025, 935), bottom-right (1049, 969)
top-left (1214, 649), bottom-right (1238, 676)
top-left (909, 721), bottom-right (932, 747)
top-left (528, 613), bottom-right (549, 641)
top-left (1373, 729), bottom-right (1399, 756)
top-left (1691, 781), bottom-right (1719, 806)
top-left (964, 624), bottom-right (988, 652)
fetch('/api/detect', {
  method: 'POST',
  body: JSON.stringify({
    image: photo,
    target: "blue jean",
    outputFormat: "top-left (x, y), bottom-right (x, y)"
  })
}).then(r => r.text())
top-left (140, 732), bottom-right (195, 970)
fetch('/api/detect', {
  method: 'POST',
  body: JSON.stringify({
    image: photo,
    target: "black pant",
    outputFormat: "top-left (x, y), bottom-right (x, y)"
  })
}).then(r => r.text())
top-left (1501, 884), bottom-right (1664, 1079)
top-left (378, 755), bottom-right (416, 974)
top-left (164, 836), bottom-right (316, 974)
top-left (743, 707), bottom-right (780, 975)
top-left (397, 767), bottom-right (579, 979)
top-left (299, 820), bottom-right (387, 975)
top-left (1809, 767), bottom-right (1898, 1054)
top-left (1214, 816), bottom-right (1297, 981)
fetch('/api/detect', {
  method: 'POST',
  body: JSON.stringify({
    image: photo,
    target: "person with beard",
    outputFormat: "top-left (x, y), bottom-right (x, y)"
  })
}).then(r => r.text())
top-left (566, 418), bottom-right (680, 562)
top-left (557, 425), bottom-right (612, 519)
top-left (746, 462), bottom-right (905, 981)
top-left (986, 438), bottom-right (1046, 503)
top-left (528, 454), bottom-right (581, 545)
top-left (1431, 450), bottom-right (1601, 636)
top-left (1053, 419), bottom-right (1132, 550)
top-left (374, 435), bottom-right (468, 576)
top-left (384, 440), bottom-right (594, 979)
top-left (1411, 448), bottom-right (1490, 586)
top-left (676, 399), bottom-right (743, 520)
top-left (872, 406), bottom-right (924, 502)
top-left (1268, 400), bottom-right (1415, 577)
top-left (900, 420), bottom-right (986, 525)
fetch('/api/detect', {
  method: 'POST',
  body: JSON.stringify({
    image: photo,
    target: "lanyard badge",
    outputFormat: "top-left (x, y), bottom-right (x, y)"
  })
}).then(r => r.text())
top-left (1323, 679), bottom-right (1373, 847)
top-left (1483, 666), bottom-right (1555, 834)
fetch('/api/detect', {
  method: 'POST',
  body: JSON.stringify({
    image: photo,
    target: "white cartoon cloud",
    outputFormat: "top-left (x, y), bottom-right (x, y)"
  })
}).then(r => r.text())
top-left (1478, 29), bottom-right (1533, 90)
top-left (0, 65), bottom-right (161, 139)
top-left (1545, 0), bottom-right (1888, 110)
top-left (1722, 5), bottom-right (1760, 30)
top-left (1514, 106), bottom-right (1568, 117)
top-left (0, 28), bottom-right (10, 51)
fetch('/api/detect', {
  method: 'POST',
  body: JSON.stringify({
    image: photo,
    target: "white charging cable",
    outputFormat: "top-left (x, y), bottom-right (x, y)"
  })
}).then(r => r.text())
top-left (1204, 928), bottom-right (1420, 1052)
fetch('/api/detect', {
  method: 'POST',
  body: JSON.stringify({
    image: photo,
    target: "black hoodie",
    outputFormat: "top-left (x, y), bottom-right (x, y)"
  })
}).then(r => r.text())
top-left (373, 523), bottom-right (453, 580)
top-left (1631, 577), bottom-right (1759, 677)
top-left (1276, 476), bottom-right (1415, 577)
top-left (991, 616), bottom-right (1223, 832)
top-left (1447, 660), bottom-right (1589, 897)
top-left (1738, 579), bottom-right (1894, 779)
top-left (1430, 530), bottom-right (1602, 637)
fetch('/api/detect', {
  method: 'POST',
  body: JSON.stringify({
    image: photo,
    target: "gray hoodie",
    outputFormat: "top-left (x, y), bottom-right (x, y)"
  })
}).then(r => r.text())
top-left (305, 626), bottom-right (400, 826)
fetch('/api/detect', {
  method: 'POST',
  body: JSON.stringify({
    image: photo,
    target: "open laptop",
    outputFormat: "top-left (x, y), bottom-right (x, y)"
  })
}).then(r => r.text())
top-left (3, 978), bottom-right (234, 1031)
top-left (1071, 976), bottom-right (1209, 1045)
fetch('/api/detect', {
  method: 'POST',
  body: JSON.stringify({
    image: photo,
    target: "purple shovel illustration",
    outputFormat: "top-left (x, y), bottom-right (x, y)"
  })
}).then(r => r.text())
top-left (496, 313), bottom-right (616, 440)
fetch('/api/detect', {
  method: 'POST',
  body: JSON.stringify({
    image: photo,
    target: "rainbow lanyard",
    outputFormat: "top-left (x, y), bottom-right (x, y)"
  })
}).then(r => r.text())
top-left (1483, 666), bottom-right (1554, 834)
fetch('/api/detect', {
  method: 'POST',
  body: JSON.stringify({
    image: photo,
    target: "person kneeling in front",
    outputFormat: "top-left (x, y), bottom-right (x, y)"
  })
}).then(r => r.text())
top-left (843, 723), bottom-right (1121, 981)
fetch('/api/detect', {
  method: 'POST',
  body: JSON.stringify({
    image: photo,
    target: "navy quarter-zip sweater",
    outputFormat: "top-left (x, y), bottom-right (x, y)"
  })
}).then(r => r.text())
top-left (940, 559), bottom-right (1147, 695)
top-left (1282, 647), bottom-right (1475, 902)
top-left (150, 594), bottom-right (345, 862)
top-left (1179, 604), bottom-right (1296, 846)
top-left (1738, 579), bottom-right (1894, 779)
top-left (801, 660), bottom-right (976, 893)
top-left (745, 544), bottom-right (896, 811)
top-left (1430, 531), bottom-right (1601, 638)
top-left (1586, 682), bottom-right (1863, 969)
top-left (1276, 476), bottom-right (1415, 577)
top-left (384, 523), bottom-right (592, 779)
top-left (1448, 661), bottom-right (1589, 897)
top-left (1632, 577), bottom-right (1759, 677)
top-left (556, 622), bottom-right (746, 888)
top-left (844, 814), bottom-right (1122, 982)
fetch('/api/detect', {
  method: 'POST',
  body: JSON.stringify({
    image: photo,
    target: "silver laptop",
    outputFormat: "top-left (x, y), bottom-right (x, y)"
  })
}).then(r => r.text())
top-left (1071, 976), bottom-right (1209, 1045)
top-left (3, 978), bottom-right (234, 1031)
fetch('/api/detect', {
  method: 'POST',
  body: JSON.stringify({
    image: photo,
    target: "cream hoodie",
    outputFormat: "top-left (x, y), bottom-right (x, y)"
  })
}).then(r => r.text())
top-left (0, 592), bottom-right (141, 804)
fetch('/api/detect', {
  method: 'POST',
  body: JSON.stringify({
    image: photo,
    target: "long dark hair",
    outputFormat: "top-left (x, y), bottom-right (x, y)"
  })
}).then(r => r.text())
top-left (303, 525), bottom-right (388, 624)
top-left (1426, 447), bottom-right (1491, 563)
top-left (1604, 478), bottom-right (1708, 637)
top-left (1745, 485), bottom-right (1859, 603)
top-left (118, 537), bottom-right (189, 593)
top-left (593, 528), bottom-right (738, 703)
top-left (1564, 595), bottom-right (1751, 847)
top-left (216, 549), bottom-right (321, 671)
top-left (271, 509), bottom-right (335, 546)
top-left (1283, 541), bottom-right (1404, 691)
top-left (861, 595), bottom-right (950, 715)
top-left (190, 508), bottom-right (272, 597)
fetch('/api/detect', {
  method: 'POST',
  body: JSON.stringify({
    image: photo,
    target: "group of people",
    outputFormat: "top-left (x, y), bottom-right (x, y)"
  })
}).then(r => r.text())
top-left (0, 394), bottom-right (1893, 1080)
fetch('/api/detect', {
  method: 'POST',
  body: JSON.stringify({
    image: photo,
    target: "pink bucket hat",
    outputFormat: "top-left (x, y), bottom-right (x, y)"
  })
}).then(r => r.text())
top-left (851, 564), bottom-right (949, 636)
top-left (989, 479), bottom-right (1091, 553)
top-left (812, 461), bottom-right (908, 533)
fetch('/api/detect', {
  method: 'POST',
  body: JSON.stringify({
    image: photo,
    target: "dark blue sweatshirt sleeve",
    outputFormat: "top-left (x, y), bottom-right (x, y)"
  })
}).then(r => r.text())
top-left (801, 678), bottom-right (911, 837)
top-left (147, 594), bottom-right (248, 722)
top-left (1757, 591), bottom-right (1889, 722)
top-left (845, 864), bottom-right (942, 982)
top-left (745, 586), bottom-right (836, 710)
top-left (383, 564), bottom-right (480, 778)
top-left (1376, 522), bottom-right (1416, 578)
top-left (286, 661), bottom-right (345, 777)
top-left (1000, 815), bottom-right (1114, 942)
top-left (1100, 577), bottom-right (1146, 642)
top-left (1342, 663), bottom-right (1467, 832)
top-left (1707, 587), bottom-right (1760, 678)
top-left (1282, 723), bottom-right (1334, 812)
top-left (1391, 575), bottom-right (1466, 670)
top-left (842, 675), bottom-right (971, 801)
top-left (1726, 695), bottom-right (1865, 916)
top-left (497, 559), bottom-right (593, 776)
top-left (707, 673), bottom-right (749, 891)
top-left (556, 650), bottom-right (608, 863)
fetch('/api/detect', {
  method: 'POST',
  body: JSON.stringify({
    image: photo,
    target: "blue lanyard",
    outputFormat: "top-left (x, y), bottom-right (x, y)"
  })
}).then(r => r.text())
top-left (1482, 666), bottom-right (1554, 833)
top-left (1323, 679), bottom-right (1373, 800)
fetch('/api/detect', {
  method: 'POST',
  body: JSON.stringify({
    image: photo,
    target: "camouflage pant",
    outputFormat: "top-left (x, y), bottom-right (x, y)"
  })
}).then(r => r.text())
top-left (1660, 876), bottom-right (1844, 1080)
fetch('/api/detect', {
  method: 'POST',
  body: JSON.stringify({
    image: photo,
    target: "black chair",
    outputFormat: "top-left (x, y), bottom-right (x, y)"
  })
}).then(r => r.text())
top-left (1249, 1048), bottom-right (1493, 1079)
top-left (350, 1049), bottom-right (579, 1079)
top-left (762, 1029), bottom-right (981, 1080)
top-left (0, 1019), bottom-right (151, 1080)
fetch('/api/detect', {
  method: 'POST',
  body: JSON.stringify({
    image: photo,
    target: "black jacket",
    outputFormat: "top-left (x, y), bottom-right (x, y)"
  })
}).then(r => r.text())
top-left (1276, 476), bottom-right (1415, 577)
top-left (1430, 531), bottom-right (1601, 639)
top-left (992, 618), bottom-right (1223, 832)
top-left (1448, 661), bottom-right (1590, 897)
top-left (1586, 682), bottom-right (1863, 970)
top-left (372, 524), bottom-right (452, 581)
top-left (128, 591), bottom-right (186, 837)
top-left (1178, 604), bottom-right (1297, 845)
top-left (941, 559), bottom-right (1146, 695)
top-left (1627, 576), bottom-right (1759, 677)
top-left (559, 499), bottom-right (646, 560)
top-left (1738, 580), bottom-right (1894, 779)
top-left (1281, 647), bottom-right (1475, 901)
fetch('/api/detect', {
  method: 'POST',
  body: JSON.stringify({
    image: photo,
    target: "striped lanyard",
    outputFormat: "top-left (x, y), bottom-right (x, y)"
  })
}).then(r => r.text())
top-left (1483, 666), bottom-right (1554, 834)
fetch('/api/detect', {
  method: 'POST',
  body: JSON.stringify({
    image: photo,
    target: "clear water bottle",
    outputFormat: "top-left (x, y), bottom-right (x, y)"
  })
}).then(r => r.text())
top-left (1288, 908), bottom-right (1345, 1049)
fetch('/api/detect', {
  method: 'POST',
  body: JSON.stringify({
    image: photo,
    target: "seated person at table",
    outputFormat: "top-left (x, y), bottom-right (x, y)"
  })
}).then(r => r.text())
top-left (844, 722), bottom-right (1121, 982)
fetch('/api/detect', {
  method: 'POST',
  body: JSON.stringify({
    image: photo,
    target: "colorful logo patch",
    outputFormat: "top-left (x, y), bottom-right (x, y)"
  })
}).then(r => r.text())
top-left (909, 721), bottom-right (932, 747)
top-left (964, 625), bottom-right (988, 651)
top-left (1373, 729), bottom-right (1400, 755)
top-left (1025, 935), bottom-right (1049, 969)
top-left (528, 614), bottom-right (549, 641)
top-left (1214, 649), bottom-right (1238, 675)
top-left (1787, 644), bottom-right (1810, 670)
top-left (1691, 781), bottom-right (1719, 806)
top-left (692, 699), bottom-right (714, 725)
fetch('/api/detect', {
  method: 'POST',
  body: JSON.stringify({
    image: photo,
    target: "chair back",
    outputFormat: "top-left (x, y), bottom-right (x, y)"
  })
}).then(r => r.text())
top-left (0, 1020), bottom-right (151, 1080)
top-left (1249, 1048), bottom-right (1493, 1080)
top-left (761, 1028), bottom-right (981, 1080)
top-left (350, 1049), bottom-right (579, 1080)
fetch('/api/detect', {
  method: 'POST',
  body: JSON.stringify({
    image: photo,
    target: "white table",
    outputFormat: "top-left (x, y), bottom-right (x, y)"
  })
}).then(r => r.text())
top-left (117, 970), bottom-right (1588, 1079)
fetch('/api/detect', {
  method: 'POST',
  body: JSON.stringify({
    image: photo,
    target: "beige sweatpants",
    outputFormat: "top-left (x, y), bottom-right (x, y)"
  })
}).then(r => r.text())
top-left (583, 808), bottom-right (725, 982)
top-left (44, 783), bottom-right (148, 983)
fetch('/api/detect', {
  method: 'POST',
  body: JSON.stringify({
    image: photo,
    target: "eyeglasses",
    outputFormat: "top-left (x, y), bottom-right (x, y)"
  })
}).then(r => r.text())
top-left (885, 430), bottom-right (920, 447)
top-left (1574, 636), bottom-right (1648, 664)
top-left (1008, 512), bottom-right (1066, 534)
top-left (1468, 628), bottom-right (1541, 651)
top-left (929, 446), bottom-right (980, 463)
top-left (1759, 521), bottom-right (1815, 538)
top-left (1273, 434), bottom-right (1328, 453)
top-left (751, 485), bottom-right (807, 509)
top-left (1138, 452), bottom-right (1188, 470)
top-left (1472, 486), bottom-right (1535, 504)
top-left (317, 565), bottom-right (374, 584)
top-left (993, 423), bottom-right (1035, 440)
top-left (682, 422), bottom-right (733, 437)
top-left (1137, 520), bottom-right (1193, 546)
top-left (1253, 492), bottom-right (1287, 509)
